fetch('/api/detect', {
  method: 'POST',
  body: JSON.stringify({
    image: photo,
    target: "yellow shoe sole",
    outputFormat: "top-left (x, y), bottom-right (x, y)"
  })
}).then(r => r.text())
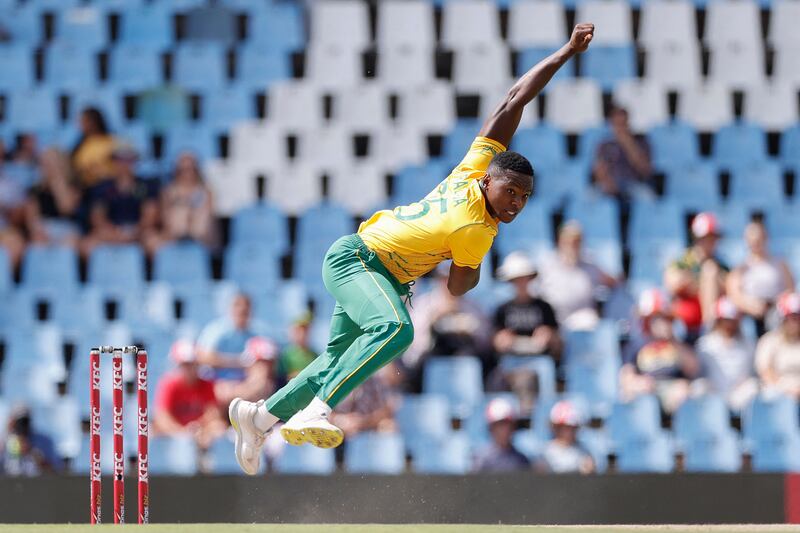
top-left (304, 427), bottom-right (344, 449)
top-left (280, 426), bottom-right (308, 446)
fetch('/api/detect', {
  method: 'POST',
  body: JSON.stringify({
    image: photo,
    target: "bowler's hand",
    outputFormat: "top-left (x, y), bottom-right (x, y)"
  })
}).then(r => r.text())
top-left (569, 23), bottom-right (594, 53)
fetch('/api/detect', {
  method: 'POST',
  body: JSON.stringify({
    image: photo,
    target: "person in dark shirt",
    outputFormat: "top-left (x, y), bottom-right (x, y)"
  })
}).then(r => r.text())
top-left (25, 148), bottom-right (81, 247)
top-left (2, 408), bottom-right (61, 476)
top-left (80, 144), bottom-right (162, 258)
top-left (489, 252), bottom-right (561, 414)
top-left (472, 397), bottom-right (530, 473)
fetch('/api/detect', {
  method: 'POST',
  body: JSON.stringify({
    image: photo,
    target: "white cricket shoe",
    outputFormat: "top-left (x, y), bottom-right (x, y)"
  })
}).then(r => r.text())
top-left (280, 403), bottom-right (344, 449)
top-left (228, 398), bottom-right (269, 475)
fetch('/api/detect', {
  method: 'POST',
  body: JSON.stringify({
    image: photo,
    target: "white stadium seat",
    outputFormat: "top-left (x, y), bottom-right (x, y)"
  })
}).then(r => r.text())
top-left (612, 80), bottom-right (669, 133)
top-left (769, 0), bottom-right (800, 47)
top-left (268, 81), bottom-right (325, 130)
top-left (309, 0), bottom-right (370, 52)
top-left (773, 46), bottom-right (800, 88)
top-left (229, 121), bottom-right (286, 175)
top-left (575, 0), bottom-right (633, 46)
top-left (744, 83), bottom-right (800, 131)
top-left (478, 85), bottom-right (538, 128)
top-left (677, 83), bottom-right (734, 131)
top-left (266, 163), bottom-right (323, 215)
top-left (452, 43), bottom-right (512, 92)
top-left (372, 126), bottom-right (429, 173)
top-left (644, 43), bottom-right (702, 90)
top-left (377, 0), bottom-right (435, 50)
top-left (441, 0), bottom-right (502, 50)
top-left (204, 159), bottom-right (258, 216)
top-left (705, 0), bottom-right (761, 50)
top-left (508, 0), bottom-right (567, 49)
top-left (377, 47), bottom-right (436, 90)
top-left (639, 0), bottom-right (697, 49)
top-left (296, 126), bottom-right (357, 174)
top-left (545, 79), bottom-right (603, 133)
top-left (304, 46), bottom-right (363, 90)
top-left (396, 82), bottom-right (457, 135)
top-left (332, 83), bottom-right (391, 131)
top-left (329, 162), bottom-right (388, 215)
top-left (708, 42), bottom-right (765, 89)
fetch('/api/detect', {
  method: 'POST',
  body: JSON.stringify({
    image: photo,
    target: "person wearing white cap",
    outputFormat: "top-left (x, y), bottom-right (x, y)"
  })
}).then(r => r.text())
top-left (153, 340), bottom-right (226, 448)
top-left (472, 397), bottom-right (530, 472)
top-left (214, 336), bottom-right (280, 408)
top-left (695, 297), bottom-right (758, 411)
top-left (536, 400), bottom-right (594, 474)
top-left (490, 252), bottom-right (561, 414)
top-left (756, 292), bottom-right (800, 399)
top-left (726, 221), bottom-right (794, 337)
top-left (664, 211), bottom-right (728, 339)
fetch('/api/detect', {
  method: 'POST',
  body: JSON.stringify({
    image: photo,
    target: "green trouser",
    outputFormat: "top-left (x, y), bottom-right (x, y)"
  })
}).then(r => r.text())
top-left (265, 234), bottom-right (414, 421)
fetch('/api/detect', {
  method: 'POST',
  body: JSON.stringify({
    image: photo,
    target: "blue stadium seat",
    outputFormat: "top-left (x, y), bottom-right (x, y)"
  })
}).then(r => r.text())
top-left (648, 121), bottom-right (700, 173)
top-left (729, 161), bottom-right (786, 208)
top-left (171, 286), bottom-right (217, 331)
top-left (234, 43), bottom-right (291, 92)
top-left (344, 432), bottom-right (406, 474)
top-left (534, 162), bottom-right (588, 207)
top-left (153, 241), bottom-right (211, 289)
top-left (684, 431), bottom-right (742, 473)
top-left (396, 394), bottom-right (452, 457)
top-left (0, 247), bottom-right (10, 295)
top-left (411, 432), bottom-right (471, 474)
top-left (581, 45), bottom-right (637, 91)
top-left (577, 427), bottom-right (610, 473)
top-left (575, 126), bottom-right (610, 173)
top-left (21, 244), bottom-right (80, 295)
top-left (564, 323), bottom-right (620, 417)
top-left (250, 283), bottom-right (309, 343)
top-left (628, 199), bottom-right (684, 247)
top-left (583, 238), bottom-right (623, 277)
top-left (246, 3), bottom-right (305, 53)
top-left (463, 393), bottom-right (519, 450)
top-left (512, 429), bottom-right (543, 460)
top-left (202, 86), bottom-right (256, 132)
top-left (713, 122), bottom-right (768, 173)
top-left (674, 393), bottom-right (731, 446)
top-left (50, 288), bottom-right (105, 339)
top-left (135, 86), bottom-right (190, 132)
top-left (161, 124), bottom-right (218, 163)
top-left (391, 161), bottom-right (446, 207)
top-left (751, 433), bottom-right (800, 472)
top-left (497, 355), bottom-right (557, 401)
top-left (616, 431), bottom-right (674, 473)
top-left (7, 89), bottom-right (59, 131)
top-left (780, 124), bottom-right (800, 169)
top-left (743, 393), bottom-right (800, 445)
top-left (516, 47), bottom-right (574, 83)
top-left (765, 204), bottom-right (800, 242)
top-left (442, 119), bottom-right (482, 169)
top-left (118, 4), bottom-right (173, 49)
top-left (149, 435), bottom-right (198, 475)
top-left (230, 202), bottom-right (289, 254)
top-left (88, 244), bottom-right (146, 294)
top-left (44, 44), bottom-right (98, 91)
top-left (172, 42), bottom-right (227, 92)
top-left (206, 434), bottom-right (257, 474)
top-left (0, 398), bottom-right (9, 442)
top-left (295, 202), bottom-right (354, 289)
top-left (184, 3), bottom-right (237, 45)
top-left (32, 395), bottom-right (82, 459)
top-left (107, 45), bottom-right (162, 92)
top-left (607, 395), bottom-right (662, 449)
top-left (0, 45), bottom-right (34, 91)
top-left (510, 125), bottom-right (567, 175)
top-left (494, 199), bottom-right (552, 257)
top-left (564, 194), bottom-right (620, 242)
top-left (422, 356), bottom-right (484, 419)
top-left (223, 241), bottom-right (281, 294)
top-left (68, 88), bottom-right (126, 131)
top-left (0, 5), bottom-right (44, 45)
top-left (274, 443), bottom-right (336, 475)
top-left (53, 6), bottom-right (107, 50)
top-left (665, 162), bottom-right (720, 208)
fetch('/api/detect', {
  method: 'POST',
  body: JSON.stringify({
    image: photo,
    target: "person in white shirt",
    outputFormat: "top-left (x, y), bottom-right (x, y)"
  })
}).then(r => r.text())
top-left (695, 297), bottom-right (758, 411)
top-left (536, 400), bottom-right (594, 474)
top-left (756, 292), bottom-right (800, 399)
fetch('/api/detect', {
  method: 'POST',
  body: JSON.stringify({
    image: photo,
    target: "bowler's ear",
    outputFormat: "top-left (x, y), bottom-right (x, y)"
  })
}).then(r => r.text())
top-left (481, 172), bottom-right (491, 187)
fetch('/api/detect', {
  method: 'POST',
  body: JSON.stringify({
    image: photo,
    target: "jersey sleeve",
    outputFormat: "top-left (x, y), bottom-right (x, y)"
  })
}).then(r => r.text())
top-left (447, 224), bottom-right (495, 269)
top-left (453, 136), bottom-right (507, 176)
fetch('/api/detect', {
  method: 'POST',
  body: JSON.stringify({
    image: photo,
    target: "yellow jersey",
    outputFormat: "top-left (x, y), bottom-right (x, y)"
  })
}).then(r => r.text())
top-left (358, 136), bottom-right (505, 284)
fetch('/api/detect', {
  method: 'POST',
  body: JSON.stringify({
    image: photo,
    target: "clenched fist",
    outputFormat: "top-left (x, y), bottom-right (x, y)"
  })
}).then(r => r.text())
top-left (569, 23), bottom-right (594, 53)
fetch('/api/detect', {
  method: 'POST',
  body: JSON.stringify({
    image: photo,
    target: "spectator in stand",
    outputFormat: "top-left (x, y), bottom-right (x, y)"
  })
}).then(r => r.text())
top-left (664, 212), bottom-right (728, 342)
top-left (330, 361), bottom-right (401, 438)
top-left (8, 133), bottom-right (39, 187)
top-left (153, 340), bottom-right (226, 449)
top-left (727, 221), bottom-right (794, 337)
top-left (0, 139), bottom-right (28, 229)
top-left (592, 105), bottom-right (654, 203)
top-left (536, 400), bottom-right (594, 474)
top-left (24, 148), bottom-right (81, 247)
top-left (472, 397), bottom-right (529, 473)
top-left (214, 336), bottom-right (279, 408)
top-left (695, 297), bottom-right (758, 411)
top-left (404, 264), bottom-right (491, 372)
top-left (71, 107), bottom-right (118, 187)
top-left (278, 313), bottom-right (318, 381)
top-left (196, 292), bottom-right (268, 381)
top-left (756, 292), bottom-right (800, 399)
top-left (488, 252), bottom-right (561, 414)
top-left (80, 144), bottom-right (161, 258)
top-left (160, 152), bottom-right (215, 248)
top-left (620, 288), bottom-right (699, 413)
top-left (538, 221), bottom-right (616, 331)
top-left (2, 408), bottom-right (61, 476)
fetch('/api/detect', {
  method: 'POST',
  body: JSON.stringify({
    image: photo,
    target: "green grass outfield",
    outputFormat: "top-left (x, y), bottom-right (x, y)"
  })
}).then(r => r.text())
top-left (0, 525), bottom-right (797, 533)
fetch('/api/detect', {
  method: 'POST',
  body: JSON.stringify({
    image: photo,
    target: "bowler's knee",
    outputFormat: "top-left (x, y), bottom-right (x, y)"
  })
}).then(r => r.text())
top-left (377, 320), bottom-right (414, 351)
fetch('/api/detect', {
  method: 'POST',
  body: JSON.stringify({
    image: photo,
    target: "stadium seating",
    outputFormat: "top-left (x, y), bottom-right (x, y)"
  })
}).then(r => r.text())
top-left (0, 46), bottom-right (35, 92)
top-left (88, 245), bottom-right (147, 294)
top-left (616, 431), bottom-right (674, 473)
top-left (274, 443), bottom-right (336, 475)
top-left (344, 432), bottom-right (406, 474)
top-left (396, 394), bottom-right (452, 456)
top-left (149, 435), bottom-right (199, 475)
top-left (153, 241), bottom-right (211, 290)
top-left (423, 356), bottom-right (484, 419)
top-left (411, 432), bottom-right (471, 474)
